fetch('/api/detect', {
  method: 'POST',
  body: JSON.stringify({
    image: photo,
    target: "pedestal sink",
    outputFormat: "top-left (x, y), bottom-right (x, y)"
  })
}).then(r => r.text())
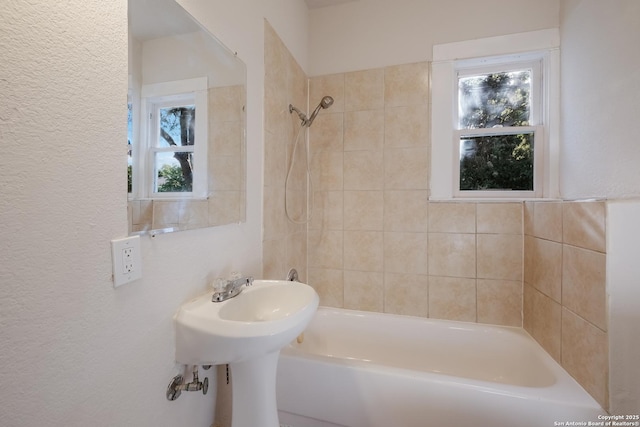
top-left (174, 280), bottom-right (319, 427)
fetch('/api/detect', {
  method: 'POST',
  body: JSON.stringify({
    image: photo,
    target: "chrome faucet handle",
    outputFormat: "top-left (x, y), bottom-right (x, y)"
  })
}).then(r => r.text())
top-left (211, 276), bottom-right (253, 302)
top-left (212, 277), bottom-right (229, 292)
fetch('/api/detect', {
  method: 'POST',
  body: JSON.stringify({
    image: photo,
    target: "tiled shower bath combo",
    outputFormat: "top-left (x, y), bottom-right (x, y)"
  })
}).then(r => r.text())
top-left (262, 21), bottom-right (608, 426)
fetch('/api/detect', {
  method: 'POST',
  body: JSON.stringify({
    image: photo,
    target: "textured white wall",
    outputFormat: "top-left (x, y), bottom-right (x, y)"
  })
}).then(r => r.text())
top-left (0, 0), bottom-right (305, 426)
top-left (308, 0), bottom-right (560, 76)
top-left (560, 0), bottom-right (640, 199)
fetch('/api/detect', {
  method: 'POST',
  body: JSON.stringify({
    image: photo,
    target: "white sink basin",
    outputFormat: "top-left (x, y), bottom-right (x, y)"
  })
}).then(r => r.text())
top-left (219, 282), bottom-right (317, 322)
top-left (174, 279), bottom-right (319, 365)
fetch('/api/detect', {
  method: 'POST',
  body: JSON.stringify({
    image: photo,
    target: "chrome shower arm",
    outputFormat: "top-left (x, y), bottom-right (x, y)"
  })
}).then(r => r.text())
top-left (289, 104), bottom-right (308, 124)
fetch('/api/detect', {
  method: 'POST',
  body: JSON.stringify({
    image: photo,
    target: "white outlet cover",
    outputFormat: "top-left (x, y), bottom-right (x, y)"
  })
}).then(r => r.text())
top-left (111, 235), bottom-right (142, 287)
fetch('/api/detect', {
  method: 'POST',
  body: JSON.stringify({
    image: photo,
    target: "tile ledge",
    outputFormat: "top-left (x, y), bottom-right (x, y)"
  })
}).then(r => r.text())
top-left (428, 197), bottom-right (562, 203)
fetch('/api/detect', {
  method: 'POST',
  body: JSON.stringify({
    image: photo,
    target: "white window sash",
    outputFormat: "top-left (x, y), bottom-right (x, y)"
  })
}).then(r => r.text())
top-left (452, 125), bottom-right (544, 199)
top-left (455, 58), bottom-right (543, 129)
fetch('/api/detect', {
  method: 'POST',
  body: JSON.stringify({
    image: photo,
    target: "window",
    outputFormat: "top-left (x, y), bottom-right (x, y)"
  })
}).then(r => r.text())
top-left (149, 99), bottom-right (196, 193)
top-left (430, 29), bottom-right (560, 200)
top-left (454, 56), bottom-right (543, 197)
top-left (129, 77), bottom-right (208, 199)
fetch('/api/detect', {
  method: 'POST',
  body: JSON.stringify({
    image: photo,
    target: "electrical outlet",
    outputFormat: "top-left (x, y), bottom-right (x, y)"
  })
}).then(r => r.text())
top-left (122, 247), bottom-right (134, 273)
top-left (111, 235), bottom-right (142, 287)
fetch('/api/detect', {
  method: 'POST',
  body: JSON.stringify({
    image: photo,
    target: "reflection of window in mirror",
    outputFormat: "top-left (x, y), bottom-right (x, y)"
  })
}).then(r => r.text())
top-left (130, 77), bottom-right (208, 200)
top-left (127, 93), bottom-right (133, 194)
top-left (151, 100), bottom-right (196, 194)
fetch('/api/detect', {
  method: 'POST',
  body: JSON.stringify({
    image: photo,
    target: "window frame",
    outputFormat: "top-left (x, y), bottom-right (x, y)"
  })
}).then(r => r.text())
top-left (453, 55), bottom-right (544, 198)
top-left (133, 77), bottom-right (208, 200)
top-left (430, 29), bottom-right (560, 200)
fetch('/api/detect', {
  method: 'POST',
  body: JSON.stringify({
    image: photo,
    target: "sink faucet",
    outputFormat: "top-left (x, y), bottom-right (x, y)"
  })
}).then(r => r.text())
top-left (212, 276), bottom-right (253, 302)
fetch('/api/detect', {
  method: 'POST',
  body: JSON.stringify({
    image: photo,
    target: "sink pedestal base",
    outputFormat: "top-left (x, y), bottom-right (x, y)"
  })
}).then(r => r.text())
top-left (229, 351), bottom-right (280, 427)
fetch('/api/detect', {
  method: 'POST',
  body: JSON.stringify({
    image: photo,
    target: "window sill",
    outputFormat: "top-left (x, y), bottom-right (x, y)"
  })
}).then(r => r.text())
top-left (428, 196), bottom-right (562, 203)
top-left (128, 196), bottom-right (209, 202)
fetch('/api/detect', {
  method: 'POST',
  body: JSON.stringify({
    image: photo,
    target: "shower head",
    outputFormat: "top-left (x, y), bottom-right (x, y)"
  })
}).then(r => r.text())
top-left (319, 95), bottom-right (334, 109)
top-left (306, 95), bottom-right (334, 127)
top-left (289, 95), bottom-right (334, 127)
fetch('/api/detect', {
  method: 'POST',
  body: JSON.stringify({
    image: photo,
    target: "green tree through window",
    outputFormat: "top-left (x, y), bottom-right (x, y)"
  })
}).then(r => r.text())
top-left (156, 105), bottom-right (195, 192)
top-left (458, 71), bottom-right (534, 191)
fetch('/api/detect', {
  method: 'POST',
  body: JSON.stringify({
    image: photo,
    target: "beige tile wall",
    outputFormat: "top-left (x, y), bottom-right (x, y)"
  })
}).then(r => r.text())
top-left (524, 200), bottom-right (608, 410)
top-left (209, 85), bottom-right (246, 226)
top-left (264, 44), bottom-right (608, 411)
top-left (262, 21), bottom-right (308, 282)
top-left (307, 63), bottom-right (523, 327)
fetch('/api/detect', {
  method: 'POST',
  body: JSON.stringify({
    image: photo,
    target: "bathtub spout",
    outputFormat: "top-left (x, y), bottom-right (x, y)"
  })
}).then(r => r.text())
top-left (287, 268), bottom-right (299, 282)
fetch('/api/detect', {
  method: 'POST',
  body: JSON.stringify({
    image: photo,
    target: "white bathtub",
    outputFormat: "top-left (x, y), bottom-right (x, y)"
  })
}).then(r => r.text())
top-left (276, 308), bottom-right (605, 427)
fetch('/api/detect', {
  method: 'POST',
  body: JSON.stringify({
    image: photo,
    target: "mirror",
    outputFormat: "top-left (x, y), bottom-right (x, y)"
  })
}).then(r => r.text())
top-left (127, 0), bottom-right (246, 235)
